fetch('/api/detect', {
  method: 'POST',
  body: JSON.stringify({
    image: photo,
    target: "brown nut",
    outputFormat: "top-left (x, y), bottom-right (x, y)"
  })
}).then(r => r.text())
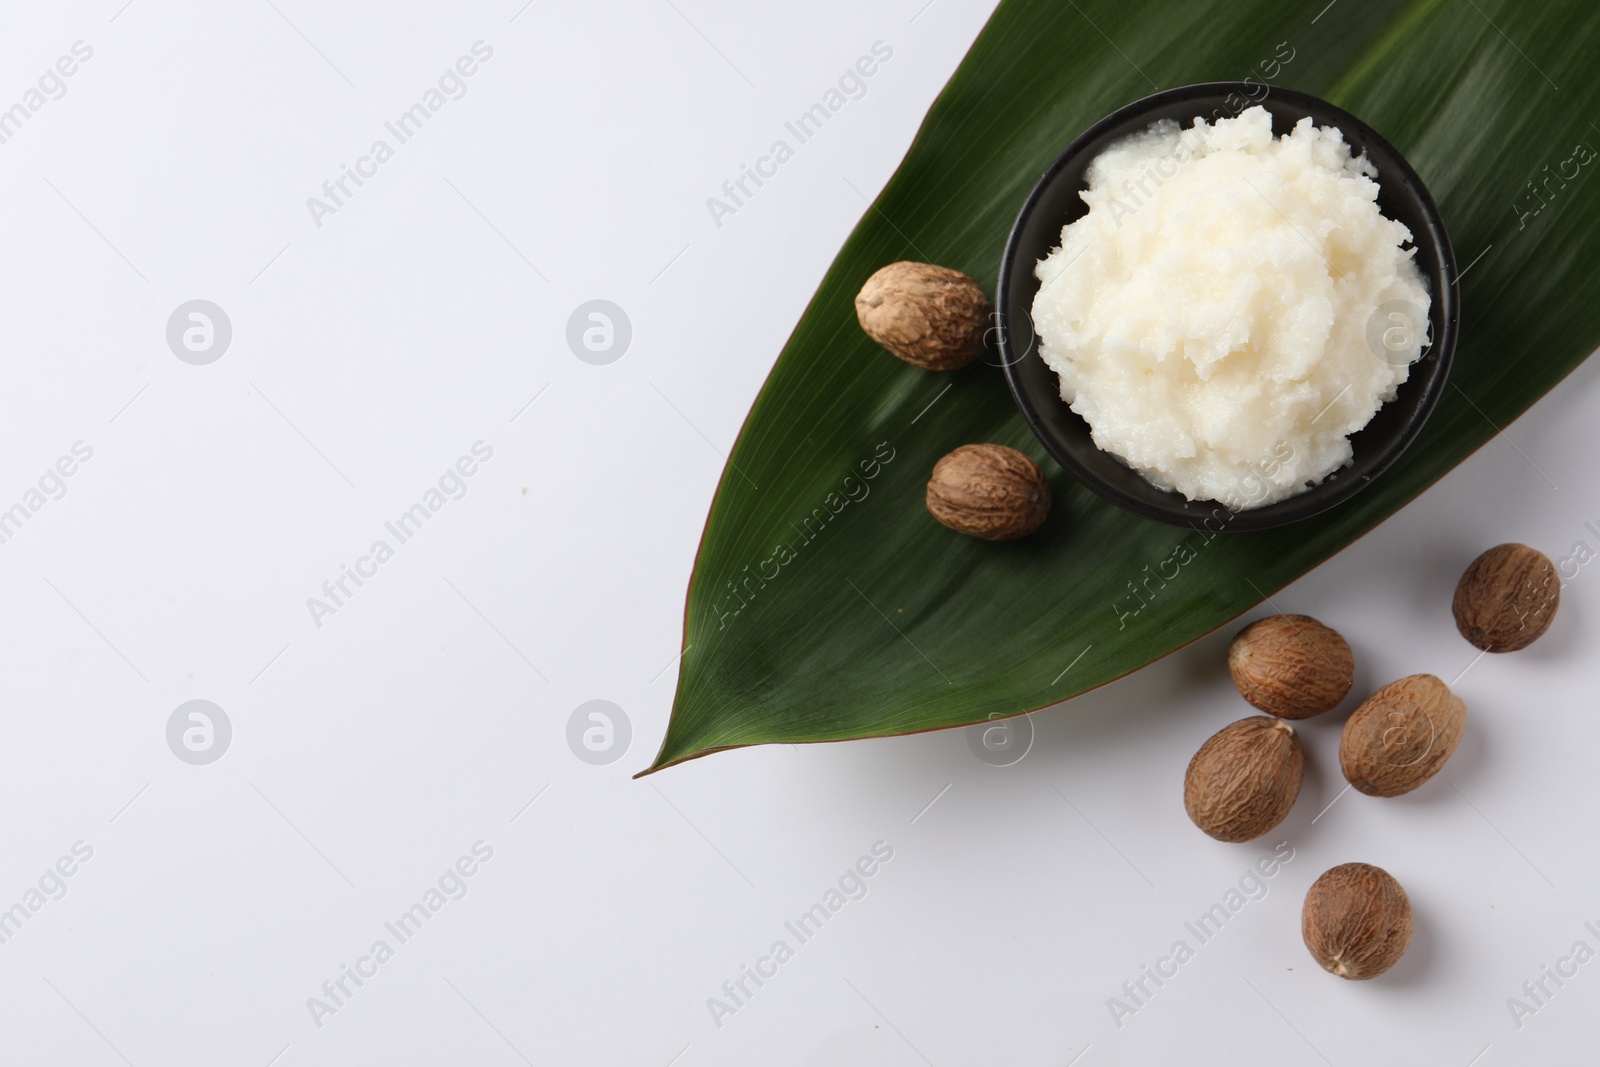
top-left (1339, 674), bottom-right (1465, 797)
top-left (1228, 614), bottom-right (1354, 719)
top-left (925, 444), bottom-right (1050, 541)
top-left (854, 261), bottom-right (991, 371)
top-left (1183, 716), bottom-right (1305, 843)
top-left (1453, 543), bottom-right (1559, 652)
top-left (1302, 862), bottom-right (1413, 979)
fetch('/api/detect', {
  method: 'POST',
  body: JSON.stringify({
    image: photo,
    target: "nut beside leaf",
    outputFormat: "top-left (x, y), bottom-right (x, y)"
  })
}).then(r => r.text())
top-left (926, 444), bottom-right (1050, 541)
top-left (1228, 614), bottom-right (1354, 719)
top-left (855, 261), bottom-right (991, 371)
top-left (1453, 543), bottom-right (1559, 652)
top-left (1183, 716), bottom-right (1305, 842)
top-left (1302, 862), bottom-right (1413, 979)
top-left (1339, 674), bottom-right (1465, 797)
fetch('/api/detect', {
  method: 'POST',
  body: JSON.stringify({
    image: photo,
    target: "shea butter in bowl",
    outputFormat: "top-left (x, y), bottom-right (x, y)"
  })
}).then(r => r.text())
top-left (996, 83), bottom-right (1457, 532)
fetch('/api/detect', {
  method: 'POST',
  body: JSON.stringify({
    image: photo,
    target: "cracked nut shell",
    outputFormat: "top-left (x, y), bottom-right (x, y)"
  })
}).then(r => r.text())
top-left (925, 444), bottom-right (1050, 541)
top-left (1228, 614), bottom-right (1354, 719)
top-left (1339, 674), bottom-right (1465, 797)
top-left (1303, 862), bottom-right (1413, 979)
top-left (1183, 716), bottom-right (1305, 843)
top-left (1453, 543), bottom-right (1560, 652)
top-left (854, 261), bottom-right (991, 371)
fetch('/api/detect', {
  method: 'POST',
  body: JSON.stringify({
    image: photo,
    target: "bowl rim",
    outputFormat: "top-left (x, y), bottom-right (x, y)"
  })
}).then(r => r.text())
top-left (995, 81), bottom-right (1459, 532)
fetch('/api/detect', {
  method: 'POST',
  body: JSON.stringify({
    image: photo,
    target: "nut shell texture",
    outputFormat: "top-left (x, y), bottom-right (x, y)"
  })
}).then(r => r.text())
top-left (1228, 614), bottom-right (1354, 719)
top-left (1302, 862), bottom-right (1413, 979)
top-left (854, 261), bottom-right (991, 371)
top-left (925, 444), bottom-right (1050, 541)
top-left (1453, 543), bottom-right (1559, 652)
top-left (1183, 717), bottom-right (1304, 842)
top-left (1339, 674), bottom-right (1465, 797)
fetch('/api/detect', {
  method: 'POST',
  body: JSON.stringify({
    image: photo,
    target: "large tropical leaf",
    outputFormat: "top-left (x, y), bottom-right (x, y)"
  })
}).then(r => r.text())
top-left (642, 0), bottom-right (1600, 774)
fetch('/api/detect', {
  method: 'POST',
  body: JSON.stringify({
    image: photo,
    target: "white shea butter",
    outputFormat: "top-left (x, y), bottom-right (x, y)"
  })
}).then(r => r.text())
top-left (1031, 106), bottom-right (1430, 509)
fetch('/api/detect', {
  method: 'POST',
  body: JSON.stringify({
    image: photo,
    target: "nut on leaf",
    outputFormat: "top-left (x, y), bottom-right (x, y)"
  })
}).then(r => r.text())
top-left (925, 444), bottom-right (1050, 541)
top-left (1228, 614), bottom-right (1354, 719)
top-left (855, 261), bottom-right (991, 371)
top-left (1453, 543), bottom-right (1559, 652)
top-left (1302, 862), bottom-right (1413, 979)
top-left (1339, 674), bottom-right (1465, 797)
top-left (1183, 716), bottom-right (1304, 842)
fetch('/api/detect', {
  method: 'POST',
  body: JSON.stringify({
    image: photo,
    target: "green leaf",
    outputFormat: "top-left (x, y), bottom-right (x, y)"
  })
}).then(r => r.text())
top-left (642, 0), bottom-right (1600, 774)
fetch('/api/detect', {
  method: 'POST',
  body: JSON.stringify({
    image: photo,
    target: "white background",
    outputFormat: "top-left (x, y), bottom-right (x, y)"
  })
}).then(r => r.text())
top-left (0, 1), bottom-right (1594, 1064)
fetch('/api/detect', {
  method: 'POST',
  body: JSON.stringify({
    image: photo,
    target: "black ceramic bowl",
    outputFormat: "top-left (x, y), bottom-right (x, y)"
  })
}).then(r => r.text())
top-left (996, 83), bottom-right (1457, 531)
